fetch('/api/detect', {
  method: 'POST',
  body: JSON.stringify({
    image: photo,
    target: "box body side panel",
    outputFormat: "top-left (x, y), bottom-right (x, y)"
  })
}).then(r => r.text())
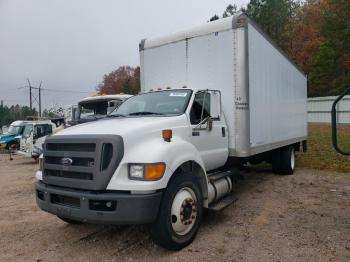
top-left (247, 24), bottom-right (307, 151)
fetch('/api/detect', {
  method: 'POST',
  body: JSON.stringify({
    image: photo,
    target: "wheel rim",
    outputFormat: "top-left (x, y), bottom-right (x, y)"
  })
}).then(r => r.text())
top-left (170, 187), bottom-right (198, 236)
top-left (291, 148), bottom-right (295, 170)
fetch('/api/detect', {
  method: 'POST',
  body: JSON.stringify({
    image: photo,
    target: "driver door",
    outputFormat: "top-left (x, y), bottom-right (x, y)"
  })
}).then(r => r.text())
top-left (189, 91), bottom-right (228, 171)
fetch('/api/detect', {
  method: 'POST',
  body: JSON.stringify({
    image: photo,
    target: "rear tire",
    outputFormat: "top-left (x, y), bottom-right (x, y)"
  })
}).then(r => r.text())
top-left (150, 173), bottom-right (203, 250)
top-left (272, 146), bottom-right (295, 175)
top-left (271, 149), bottom-right (281, 174)
top-left (57, 216), bottom-right (83, 224)
top-left (280, 146), bottom-right (295, 175)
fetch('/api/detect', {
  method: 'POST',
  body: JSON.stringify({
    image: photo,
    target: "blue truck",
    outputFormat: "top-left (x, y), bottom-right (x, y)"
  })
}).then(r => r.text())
top-left (0, 121), bottom-right (25, 150)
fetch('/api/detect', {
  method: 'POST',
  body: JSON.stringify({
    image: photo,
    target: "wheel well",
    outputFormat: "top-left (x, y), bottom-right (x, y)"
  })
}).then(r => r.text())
top-left (169, 161), bottom-right (208, 207)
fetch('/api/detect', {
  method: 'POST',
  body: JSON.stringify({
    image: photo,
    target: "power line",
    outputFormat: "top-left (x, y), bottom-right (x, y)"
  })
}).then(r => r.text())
top-left (40, 88), bottom-right (92, 94)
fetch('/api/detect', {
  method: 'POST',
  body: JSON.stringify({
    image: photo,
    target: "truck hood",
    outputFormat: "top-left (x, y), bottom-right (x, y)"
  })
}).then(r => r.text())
top-left (0, 133), bottom-right (15, 141)
top-left (55, 115), bottom-right (188, 137)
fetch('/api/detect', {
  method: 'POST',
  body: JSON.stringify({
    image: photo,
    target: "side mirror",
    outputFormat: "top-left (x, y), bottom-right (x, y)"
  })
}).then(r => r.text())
top-left (207, 117), bottom-right (213, 131)
top-left (210, 91), bottom-right (221, 119)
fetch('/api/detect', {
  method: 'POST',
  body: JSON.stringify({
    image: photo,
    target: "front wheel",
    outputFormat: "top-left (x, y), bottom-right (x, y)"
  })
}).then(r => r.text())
top-left (6, 141), bottom-right (18, 150)
top-left (150, 173), bottom-right (203, 250)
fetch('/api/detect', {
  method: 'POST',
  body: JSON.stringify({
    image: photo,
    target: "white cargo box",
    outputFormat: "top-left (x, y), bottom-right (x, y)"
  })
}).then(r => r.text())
top-left (140, 13), bottom-right (307, 157)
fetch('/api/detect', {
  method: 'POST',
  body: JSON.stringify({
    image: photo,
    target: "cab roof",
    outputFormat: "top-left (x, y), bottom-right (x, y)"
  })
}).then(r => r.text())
top-left (79, 94), bottom-right (133, 104)
top-left (10, 120), bottom-right (25, 126)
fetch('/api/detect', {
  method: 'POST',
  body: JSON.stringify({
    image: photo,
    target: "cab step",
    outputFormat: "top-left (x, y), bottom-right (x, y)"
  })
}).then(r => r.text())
top-left (208, 195), bottom-right (238, 211)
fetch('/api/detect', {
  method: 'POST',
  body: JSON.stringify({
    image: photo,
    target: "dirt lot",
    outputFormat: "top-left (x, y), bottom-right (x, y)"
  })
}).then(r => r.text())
top-left (1, 153), bottom-right (350, 262)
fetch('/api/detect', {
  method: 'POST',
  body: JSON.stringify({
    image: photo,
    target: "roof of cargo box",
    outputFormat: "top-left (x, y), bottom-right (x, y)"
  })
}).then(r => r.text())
top-left (140, 13), bottom-right (243, 50)
top-left (140, 12), bottom-right (306, 76)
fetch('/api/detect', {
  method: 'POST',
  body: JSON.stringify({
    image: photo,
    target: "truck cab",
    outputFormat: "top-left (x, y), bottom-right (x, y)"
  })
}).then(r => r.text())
top-left (36, 88), bottom-right (231, 247)
top-left (0, 121), bottom-right (25, 150)
top-left (18, 120), bottom-right (58, 159)
top-left (69, 94), bottom-right (132, 126)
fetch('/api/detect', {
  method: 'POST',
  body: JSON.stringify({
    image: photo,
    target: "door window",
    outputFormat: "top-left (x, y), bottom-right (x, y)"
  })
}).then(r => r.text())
top-left (35, 125), bottom-right (52, 138)
top-left (190, 92), bottom-right (211, 125)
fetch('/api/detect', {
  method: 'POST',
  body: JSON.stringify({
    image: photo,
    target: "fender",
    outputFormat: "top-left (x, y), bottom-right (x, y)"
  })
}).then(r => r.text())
top-left (107, 135), bottom-right (209, 202)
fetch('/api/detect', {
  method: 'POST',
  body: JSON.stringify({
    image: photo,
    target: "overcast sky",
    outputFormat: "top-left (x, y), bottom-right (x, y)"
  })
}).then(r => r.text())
top-left (0, 0), bottom-right (248, 109)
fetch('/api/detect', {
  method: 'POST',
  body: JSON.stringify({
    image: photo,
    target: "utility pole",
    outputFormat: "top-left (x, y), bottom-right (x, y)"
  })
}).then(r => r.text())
top-left (38, 81), bottom-right (42, 117)
top-left (27, 78), bottom-right (32, 110)
top-left (25, 78), bottom-right (43, 117)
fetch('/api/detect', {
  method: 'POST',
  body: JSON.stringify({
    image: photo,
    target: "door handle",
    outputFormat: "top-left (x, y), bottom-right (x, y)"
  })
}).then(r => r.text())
top-left (192, 131), bottom-right (200, 137)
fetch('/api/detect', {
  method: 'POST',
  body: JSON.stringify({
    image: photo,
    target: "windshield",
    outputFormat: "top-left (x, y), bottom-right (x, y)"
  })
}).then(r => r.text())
top-left (110, 90), bottom-right (192, 117)
top-left (22, 124), bottom-right (33, 138)
top-left (79, 100), bottom-right (122, 120)
top-left (8, 125), bottom-right (24, 135)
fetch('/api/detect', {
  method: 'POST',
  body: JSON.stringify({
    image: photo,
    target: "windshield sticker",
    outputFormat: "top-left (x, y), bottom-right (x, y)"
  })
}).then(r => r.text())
top-left (169, 93), bottom-right (187, 97)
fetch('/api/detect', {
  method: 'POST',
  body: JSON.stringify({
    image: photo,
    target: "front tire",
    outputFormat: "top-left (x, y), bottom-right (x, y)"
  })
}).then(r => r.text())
top-left (150, 173), bottom-right (203, 250)
top-left (6, 141), bottom-right (18, 150)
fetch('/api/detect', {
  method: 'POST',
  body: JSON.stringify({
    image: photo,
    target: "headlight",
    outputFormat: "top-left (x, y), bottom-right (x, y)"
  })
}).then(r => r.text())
top-left (129, 163), bottom-right (165, 181)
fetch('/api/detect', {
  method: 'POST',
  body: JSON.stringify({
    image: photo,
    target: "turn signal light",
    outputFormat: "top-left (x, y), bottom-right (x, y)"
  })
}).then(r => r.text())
top-left (162, 129), bottom-right (172, 142)
top-left (144, 163), bottom-right (166, 180)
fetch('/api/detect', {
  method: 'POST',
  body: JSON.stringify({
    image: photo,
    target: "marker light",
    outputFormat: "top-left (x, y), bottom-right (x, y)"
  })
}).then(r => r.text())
top-left (162, 129), bottom-right (172, 142)
top-left (237, 18), bottom-right (247, 24)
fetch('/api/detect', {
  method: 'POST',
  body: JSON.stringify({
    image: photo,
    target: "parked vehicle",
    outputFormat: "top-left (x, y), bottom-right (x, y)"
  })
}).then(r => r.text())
top-left (0, 121), bottom-right (25, 150)
top-left (35, 13), bottom-right (307, 250)
top-left (68, 94), bottom-right (132, 126)
top-left (18, 120), bottom-right (61, 159)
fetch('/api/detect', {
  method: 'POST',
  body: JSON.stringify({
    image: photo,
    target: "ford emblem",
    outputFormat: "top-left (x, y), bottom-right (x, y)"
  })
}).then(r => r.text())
top-left (61, 157), bottom-right (73, 166)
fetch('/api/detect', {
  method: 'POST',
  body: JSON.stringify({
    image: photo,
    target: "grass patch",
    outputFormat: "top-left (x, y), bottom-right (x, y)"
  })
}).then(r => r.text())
top-left (296, 124), bottom-right (350, 173)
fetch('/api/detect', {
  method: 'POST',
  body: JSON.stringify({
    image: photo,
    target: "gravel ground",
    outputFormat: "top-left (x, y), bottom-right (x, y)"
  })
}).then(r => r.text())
top-left (0, 153), bottom-right (350, 262)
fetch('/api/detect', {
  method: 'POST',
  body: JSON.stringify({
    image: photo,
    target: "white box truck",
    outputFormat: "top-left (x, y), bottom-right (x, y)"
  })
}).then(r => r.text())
top-left (35, 13), bottom-right (307, 250)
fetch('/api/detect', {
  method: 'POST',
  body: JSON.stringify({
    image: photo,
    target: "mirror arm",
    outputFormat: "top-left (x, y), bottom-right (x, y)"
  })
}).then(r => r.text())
top-left (193, 116), bottom-right (210, 131)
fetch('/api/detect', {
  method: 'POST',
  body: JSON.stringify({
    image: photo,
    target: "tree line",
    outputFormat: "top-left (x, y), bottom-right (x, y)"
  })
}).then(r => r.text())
top-left (0, 105), bottom-right (37, 127)
top-left (0, 104), bottom-right (60, 127)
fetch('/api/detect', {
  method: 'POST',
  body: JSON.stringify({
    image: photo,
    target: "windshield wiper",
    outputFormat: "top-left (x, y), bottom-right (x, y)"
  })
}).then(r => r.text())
top-left (107, 114), bottom-right (126, 118)
top-left (127, 112), bottom-right (164, 116)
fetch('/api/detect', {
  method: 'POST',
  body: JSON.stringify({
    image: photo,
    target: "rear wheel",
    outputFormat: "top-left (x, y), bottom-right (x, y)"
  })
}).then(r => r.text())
top-left (150, 173), bottom-right (203, 250)
top-left (280, 146), bottom-right (295, 175)
top-left (57, 216), bottom-right (83, 224)
top-left (272, 146), bottom-right (295, 175)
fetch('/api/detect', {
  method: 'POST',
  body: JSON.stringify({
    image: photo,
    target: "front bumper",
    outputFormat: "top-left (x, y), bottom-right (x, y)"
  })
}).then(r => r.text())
top-left (36, 181), bottom-right (162, 224)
